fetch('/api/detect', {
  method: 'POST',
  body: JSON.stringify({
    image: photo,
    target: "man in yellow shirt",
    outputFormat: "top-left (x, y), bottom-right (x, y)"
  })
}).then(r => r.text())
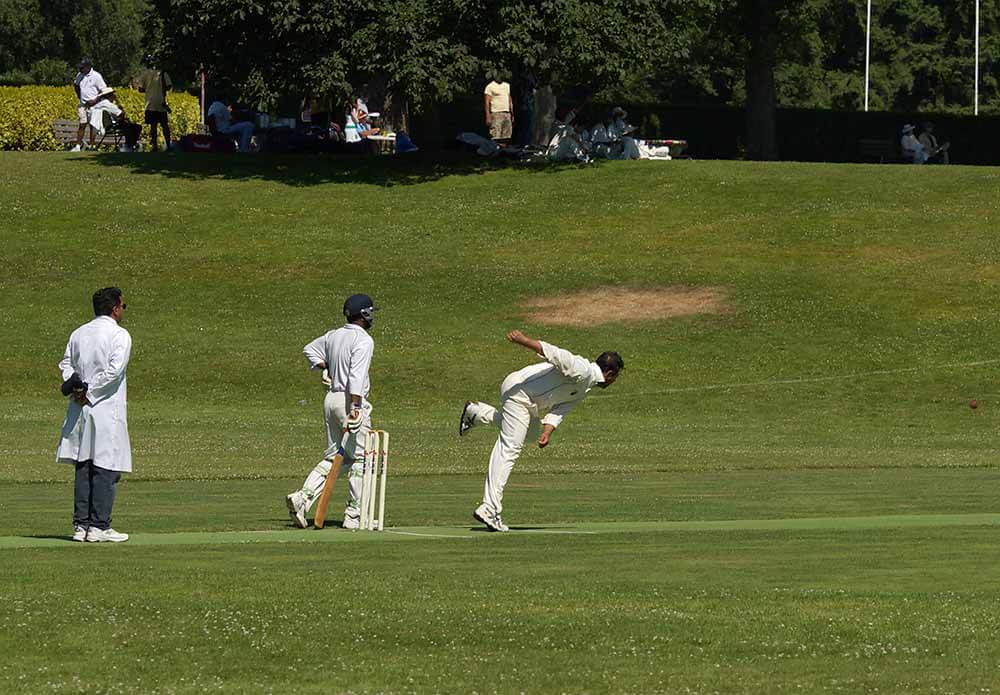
top-left (484, 74), bottom-right (514, 144)
top-left (135, 54), bottom-right (172, 151)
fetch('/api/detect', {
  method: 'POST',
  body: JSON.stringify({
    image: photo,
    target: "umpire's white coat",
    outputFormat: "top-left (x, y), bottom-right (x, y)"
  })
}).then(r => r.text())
top-left (56, 316), bottom-right (133, 472)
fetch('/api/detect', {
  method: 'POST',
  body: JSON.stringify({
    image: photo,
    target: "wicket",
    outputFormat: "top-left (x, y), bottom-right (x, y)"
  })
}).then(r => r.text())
top-left (359, 429), bottom-right (389, 530)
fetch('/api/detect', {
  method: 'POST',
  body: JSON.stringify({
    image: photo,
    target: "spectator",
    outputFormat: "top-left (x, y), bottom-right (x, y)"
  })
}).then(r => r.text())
top-left (207, 97), bottom-right (255, 152)
top-left (546, 107), bottom-right (589, 162)
top-left (89, 88), bottom-right (142, 152)
top-left (344, 97), bottom-right (379, 148)
top-left (484, 73), bottom-right (514, 145)
top-left (900, 124), bottom-right (929, 164)
top-left (607, 107), bottom-right (633, 140)
top-left (71, 58), bottom-right (106, 152)
top-left (918, 122), bottom-right (950, 164)
top-left (134, 54), bottom-right (172, 151)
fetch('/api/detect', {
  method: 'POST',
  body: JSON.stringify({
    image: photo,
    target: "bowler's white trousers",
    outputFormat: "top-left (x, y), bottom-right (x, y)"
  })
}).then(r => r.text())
top-left (468, 373), bottom-right (541, 515)
top-left (298, 390), bottom-right (372, 519)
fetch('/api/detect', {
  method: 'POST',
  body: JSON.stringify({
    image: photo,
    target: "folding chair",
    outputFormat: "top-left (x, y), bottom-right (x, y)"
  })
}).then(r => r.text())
top-left (96, 111), bottom-right (126, 150)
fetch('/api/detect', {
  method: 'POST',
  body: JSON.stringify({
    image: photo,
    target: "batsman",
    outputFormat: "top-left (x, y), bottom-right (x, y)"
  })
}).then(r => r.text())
top-left (460, 330), bottom-right (624, 532)
top-left (286, 293), bottom-right (378, 530)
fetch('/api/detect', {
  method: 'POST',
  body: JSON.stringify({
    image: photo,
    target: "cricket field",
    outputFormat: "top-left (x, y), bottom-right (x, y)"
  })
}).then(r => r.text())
top-left (1, 151), bottom-right (999, 694)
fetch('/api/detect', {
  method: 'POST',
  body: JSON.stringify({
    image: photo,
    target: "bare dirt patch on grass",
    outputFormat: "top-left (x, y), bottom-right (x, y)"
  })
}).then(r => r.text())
top-left (523, 286), bottom-right (732, 326)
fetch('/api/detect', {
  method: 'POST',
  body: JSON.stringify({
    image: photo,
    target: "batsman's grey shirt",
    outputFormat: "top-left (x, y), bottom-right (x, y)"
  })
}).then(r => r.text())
top-left (303, 323), bottom-right (373, 399)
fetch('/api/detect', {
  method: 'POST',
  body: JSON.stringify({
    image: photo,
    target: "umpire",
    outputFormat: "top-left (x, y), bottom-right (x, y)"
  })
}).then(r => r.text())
top-left (57, 288), bottom-right (133, 543)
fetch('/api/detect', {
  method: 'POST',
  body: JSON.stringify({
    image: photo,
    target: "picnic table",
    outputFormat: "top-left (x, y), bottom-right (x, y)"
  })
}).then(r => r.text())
top-left (366, 133), bottom-right (396, 155)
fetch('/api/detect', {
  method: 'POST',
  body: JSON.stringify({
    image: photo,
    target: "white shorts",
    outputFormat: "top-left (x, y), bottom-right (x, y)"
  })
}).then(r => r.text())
top-left (77, 106), bottom-right (89, 124)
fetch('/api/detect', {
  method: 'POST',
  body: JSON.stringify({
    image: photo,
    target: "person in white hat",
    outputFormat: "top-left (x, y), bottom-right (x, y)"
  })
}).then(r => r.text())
top-left (900, 124), bottom-right (928, 164)
top-left (88, 87), bottom-right (142, 151)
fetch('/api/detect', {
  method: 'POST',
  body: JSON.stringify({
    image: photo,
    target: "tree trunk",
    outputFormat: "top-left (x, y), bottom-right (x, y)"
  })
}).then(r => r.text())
top-left (743, 0), bottom-right (778, 161)
top-left (364, 72), bottom-right (409, 133)
top-left (532, 84), bottom-right (556, 147)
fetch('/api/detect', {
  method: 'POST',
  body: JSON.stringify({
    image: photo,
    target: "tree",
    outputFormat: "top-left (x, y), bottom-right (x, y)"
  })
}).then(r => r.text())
top-left (0, 0), bottom-right (150, 85)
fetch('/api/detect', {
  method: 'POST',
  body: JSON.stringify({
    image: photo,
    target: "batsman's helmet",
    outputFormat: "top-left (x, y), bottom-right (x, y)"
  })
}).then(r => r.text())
top-left (343, 293), bottom-right (377, 323)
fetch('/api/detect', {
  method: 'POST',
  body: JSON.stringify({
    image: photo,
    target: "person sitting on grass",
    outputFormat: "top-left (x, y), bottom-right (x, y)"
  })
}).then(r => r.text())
top-left (88, 88), bottom-right (142, 152)
top-left (206, 97), bottom-right (256, 152)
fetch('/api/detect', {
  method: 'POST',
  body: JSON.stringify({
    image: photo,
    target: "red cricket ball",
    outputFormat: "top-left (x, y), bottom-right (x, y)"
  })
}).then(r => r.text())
top-left (970, 399), bottom-right (979, 410)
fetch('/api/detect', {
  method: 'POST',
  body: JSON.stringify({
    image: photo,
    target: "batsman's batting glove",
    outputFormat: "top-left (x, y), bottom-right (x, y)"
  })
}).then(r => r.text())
top-left (321, 368), bottom-right (332, 387)
top-left (346, 407), bottom-right (364, 433)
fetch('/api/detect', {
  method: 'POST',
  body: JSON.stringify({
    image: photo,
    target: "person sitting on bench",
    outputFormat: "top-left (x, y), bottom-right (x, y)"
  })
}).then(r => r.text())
top-left (207, 97), bottom-right (255, 152)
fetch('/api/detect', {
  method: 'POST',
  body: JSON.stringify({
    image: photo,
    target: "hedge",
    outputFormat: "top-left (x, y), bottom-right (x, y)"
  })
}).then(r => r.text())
top-left (0, 86), bottom-right (202, 151)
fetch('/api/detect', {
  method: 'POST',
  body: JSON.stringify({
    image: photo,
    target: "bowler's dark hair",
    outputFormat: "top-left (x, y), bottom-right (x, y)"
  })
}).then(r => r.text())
top-left (93, 287), bottom-right (122, 316)
top-left (596, 351), bottom-right (624, 374)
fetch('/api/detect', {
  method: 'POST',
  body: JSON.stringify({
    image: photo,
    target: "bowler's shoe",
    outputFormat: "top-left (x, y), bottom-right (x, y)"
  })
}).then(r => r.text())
top-left (473, 504), bottom-right (509, 532)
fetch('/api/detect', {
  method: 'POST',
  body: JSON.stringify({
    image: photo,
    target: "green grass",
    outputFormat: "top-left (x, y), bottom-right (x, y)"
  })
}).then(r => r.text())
top-left (2, 152), bottom-right (1000, 693)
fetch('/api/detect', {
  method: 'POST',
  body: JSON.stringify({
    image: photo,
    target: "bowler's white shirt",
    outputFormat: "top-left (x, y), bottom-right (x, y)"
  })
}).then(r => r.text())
top-left (78, 70), bottom-right (107, 105)
top-left (303, 323), bottom-right (374, 399)
top-left (504, 341), bottom-right (604, 428)
top-left (57, 315), bottom-right (132, 472)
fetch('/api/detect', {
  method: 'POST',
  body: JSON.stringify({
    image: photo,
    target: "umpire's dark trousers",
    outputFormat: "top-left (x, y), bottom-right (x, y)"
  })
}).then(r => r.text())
top-left (73, 460), bottom-right (121, 530)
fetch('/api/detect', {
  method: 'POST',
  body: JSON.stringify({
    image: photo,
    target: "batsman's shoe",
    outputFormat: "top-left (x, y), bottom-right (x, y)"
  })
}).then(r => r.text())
top-left (459, 401), bottom-right (474, 437)
top-left (342, 515), bottom-right (360, 530)
top-left (72, 525), bottom-right (88, 542)
top-left (473, 504), bottom-right (510, 533)
top-left (286, 492), bottom-right (309, 529)
top-left (86, 528), bottom-right (129, 543)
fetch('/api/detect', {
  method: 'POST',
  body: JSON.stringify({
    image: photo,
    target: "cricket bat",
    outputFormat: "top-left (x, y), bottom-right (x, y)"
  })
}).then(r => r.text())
top-left (312, 453), bottom-right (343, 529)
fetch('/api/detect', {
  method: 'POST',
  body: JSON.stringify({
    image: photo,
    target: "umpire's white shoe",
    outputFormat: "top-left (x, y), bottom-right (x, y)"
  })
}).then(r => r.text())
top-left (473, 504), bottom-right (510, 532)
top-left (286, 492), bottom-right (308, 528)
top-left (86, 528), bottom-right (129, 543)
top-left (72, 525), bottom-right (87, 542)
top-left (459, 401), bottom-right (474, 437)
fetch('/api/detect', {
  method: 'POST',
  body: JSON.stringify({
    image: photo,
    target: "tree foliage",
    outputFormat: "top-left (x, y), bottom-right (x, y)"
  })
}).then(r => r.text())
top-left (0, 0), bottom-right (150, 86)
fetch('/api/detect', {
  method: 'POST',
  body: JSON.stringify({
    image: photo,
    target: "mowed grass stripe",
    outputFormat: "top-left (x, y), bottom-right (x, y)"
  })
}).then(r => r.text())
top-left (4, 512), bottom-right (1000, 549)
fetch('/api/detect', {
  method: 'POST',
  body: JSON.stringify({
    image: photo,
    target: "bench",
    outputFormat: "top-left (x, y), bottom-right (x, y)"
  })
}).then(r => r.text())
top-left (52, 119), bottom-right (88, 148)
top-left (52, 116), bottom-right (129, 150)
top-left (859, 137), bottom-right (904, 163)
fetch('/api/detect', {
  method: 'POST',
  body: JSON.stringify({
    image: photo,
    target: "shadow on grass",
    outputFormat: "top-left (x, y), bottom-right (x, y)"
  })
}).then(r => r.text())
top-left (79, 149), bottom-right (603, 188)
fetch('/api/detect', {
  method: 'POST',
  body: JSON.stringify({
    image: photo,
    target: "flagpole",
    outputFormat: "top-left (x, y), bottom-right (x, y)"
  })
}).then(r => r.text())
top-left (864, 0), bottom-right (872, 112)
top-left (975, 0), bottom-right (980, 115)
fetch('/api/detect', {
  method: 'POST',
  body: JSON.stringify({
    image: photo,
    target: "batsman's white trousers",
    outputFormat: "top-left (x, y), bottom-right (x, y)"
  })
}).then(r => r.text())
top-left (469, 374), bottom-right (541, 515)
top-left (300, 391), bottom-right (372, 518)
